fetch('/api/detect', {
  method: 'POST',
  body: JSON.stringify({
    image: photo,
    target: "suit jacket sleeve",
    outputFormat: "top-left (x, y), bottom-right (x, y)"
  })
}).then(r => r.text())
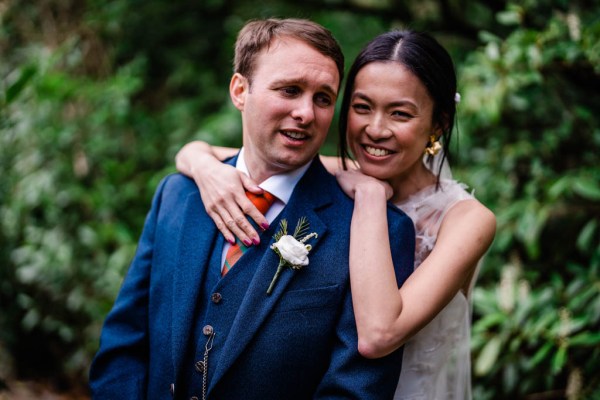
top-left (314, 206), bottom-right (415, 399)
top-left (88, 176), bottom-right (170, 399)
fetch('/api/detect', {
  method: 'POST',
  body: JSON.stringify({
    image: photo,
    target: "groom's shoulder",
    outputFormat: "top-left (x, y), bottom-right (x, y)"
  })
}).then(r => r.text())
top-left (305, 164), bottom-right (353, 209)
top-left (150, 172), bottom-right (199, 207)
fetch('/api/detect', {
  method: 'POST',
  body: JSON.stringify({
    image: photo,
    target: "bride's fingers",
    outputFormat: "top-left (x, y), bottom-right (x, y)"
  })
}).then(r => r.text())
top-left (238, 173), bottom-right (270, 229)
top-left (226, 196), bottom-right (261, 244)
top-left (237, 194), bottom-right (269, 234)
top-left (384, 184), bottom-right (394, 200)
top-left (239, 173), bottom-right (262, 195)
top-left (224, 217), bottom-right (254, 247)
top-left (214, 204), bottom-right (254, 247)
top-left (210, 210), bottom-right (236, 245)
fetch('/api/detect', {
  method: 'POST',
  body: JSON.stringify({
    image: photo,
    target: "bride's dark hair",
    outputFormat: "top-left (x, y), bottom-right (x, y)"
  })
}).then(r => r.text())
top-left (338, 30), bottom-right (458, 183)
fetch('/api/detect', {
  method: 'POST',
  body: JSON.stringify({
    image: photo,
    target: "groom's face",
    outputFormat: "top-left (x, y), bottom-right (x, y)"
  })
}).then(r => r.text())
top-left (230, 36), bottom-right (340, 182)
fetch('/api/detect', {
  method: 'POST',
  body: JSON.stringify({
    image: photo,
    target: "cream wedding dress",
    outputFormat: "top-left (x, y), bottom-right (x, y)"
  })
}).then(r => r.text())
top-left (392, 173), bottom-right (477, 400)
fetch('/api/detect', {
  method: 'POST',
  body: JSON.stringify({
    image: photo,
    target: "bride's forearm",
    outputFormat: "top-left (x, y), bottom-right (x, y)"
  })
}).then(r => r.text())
top-left (175, 140), bottom-right (238, 177)
top-left (349, 184), bottom-right (404, 359)
top-left (319, 155), bottom-right (359, 175)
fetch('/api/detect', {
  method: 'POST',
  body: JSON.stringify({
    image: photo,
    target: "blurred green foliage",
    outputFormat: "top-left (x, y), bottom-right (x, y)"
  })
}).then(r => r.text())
top-left (1, 0), bottom-right (599, 398)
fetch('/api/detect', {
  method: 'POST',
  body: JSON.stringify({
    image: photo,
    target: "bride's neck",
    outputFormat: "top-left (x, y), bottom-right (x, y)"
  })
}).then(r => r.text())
top-left (390, 164), bottom-right (437, 203)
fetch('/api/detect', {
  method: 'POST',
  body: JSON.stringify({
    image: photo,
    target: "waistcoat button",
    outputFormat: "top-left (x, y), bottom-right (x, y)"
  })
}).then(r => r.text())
top-left (211, 292), bottom-right (222, 303)
top-left (202, 325), bottom-right (214, 336)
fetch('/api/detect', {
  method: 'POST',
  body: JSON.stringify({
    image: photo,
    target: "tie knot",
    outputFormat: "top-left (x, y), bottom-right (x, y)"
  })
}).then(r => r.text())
top-left (245, 190), bottom-right (276, 215)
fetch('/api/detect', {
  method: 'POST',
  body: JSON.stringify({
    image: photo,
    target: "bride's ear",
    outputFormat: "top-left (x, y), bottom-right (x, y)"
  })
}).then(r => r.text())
top-left (230, 73), bottom-right (249, 111)
top-left (435, 112), bottom-right (451, 137)
top-left (431, 123), bottom-right (444, 141)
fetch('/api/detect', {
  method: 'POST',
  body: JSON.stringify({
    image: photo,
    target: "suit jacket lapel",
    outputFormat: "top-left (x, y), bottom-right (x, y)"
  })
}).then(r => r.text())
top-left (209, 158), bottom-right (333, 389)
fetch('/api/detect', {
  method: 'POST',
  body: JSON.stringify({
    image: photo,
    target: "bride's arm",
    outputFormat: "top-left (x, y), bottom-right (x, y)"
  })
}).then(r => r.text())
top-left (175, 141), bottom-right (240, 177)
top-left (337, 170), bottom-right (496, 358)
top-left (174, 141), bottom-right (267, 245)
top-left (319, 155), bottom-right (356, 175)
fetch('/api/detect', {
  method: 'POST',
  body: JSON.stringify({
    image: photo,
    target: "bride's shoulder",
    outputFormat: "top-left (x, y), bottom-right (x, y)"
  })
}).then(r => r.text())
top-left (437, 179), bottom-right (495, 228)
top-left (442, 194), bottom-right (496, 242)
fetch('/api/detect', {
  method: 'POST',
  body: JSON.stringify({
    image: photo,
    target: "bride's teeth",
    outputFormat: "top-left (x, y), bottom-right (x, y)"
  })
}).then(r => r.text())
top-left (365, 146), bottom-right (391, 156)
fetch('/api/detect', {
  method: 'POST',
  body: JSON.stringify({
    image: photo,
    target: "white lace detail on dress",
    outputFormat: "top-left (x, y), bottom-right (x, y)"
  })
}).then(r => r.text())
top-left (393, 178), bottom-right (476, 400)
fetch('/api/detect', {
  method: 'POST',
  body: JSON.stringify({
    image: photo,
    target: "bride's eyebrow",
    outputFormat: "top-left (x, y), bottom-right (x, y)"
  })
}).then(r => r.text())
top-left (352, 92), bottom-right (418, 109)
top-left (351, 92), bottom-right (372, 102)
top-left (388, 100), bottom-right (417, 109)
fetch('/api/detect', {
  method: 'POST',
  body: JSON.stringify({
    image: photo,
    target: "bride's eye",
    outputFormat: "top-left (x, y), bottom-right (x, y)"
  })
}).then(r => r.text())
top-left (351, 103), bottom-right (370, 113)
top-left (391, 110), bottom-right (412, 120)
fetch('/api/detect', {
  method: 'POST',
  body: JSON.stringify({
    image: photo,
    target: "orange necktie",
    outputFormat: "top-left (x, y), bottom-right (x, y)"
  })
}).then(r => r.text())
top-left (222, 190), bottom-right (275, 276)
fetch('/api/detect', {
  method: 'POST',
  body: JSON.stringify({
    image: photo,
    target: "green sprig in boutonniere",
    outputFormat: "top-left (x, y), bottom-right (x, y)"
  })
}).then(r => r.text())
top-left (267, 216), bottom-right (318, 295)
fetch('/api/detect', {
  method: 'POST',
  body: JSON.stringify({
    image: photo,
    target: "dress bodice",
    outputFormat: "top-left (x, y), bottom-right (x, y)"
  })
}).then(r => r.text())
top-left (393, 179), bottom-right (475, 400)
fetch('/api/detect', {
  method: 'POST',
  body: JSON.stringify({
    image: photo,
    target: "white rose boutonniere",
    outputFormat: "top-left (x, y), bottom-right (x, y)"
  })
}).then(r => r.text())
top-left (267, 217), bottom-right (318, 295)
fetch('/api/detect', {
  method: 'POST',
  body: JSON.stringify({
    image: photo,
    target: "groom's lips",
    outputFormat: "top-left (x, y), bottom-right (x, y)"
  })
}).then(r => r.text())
top-left (279, 129), bottom-right (309, 141)
top-left (282, 130), bottom-right (308, 140)
top-left (280, 129), bottom-right (310, 144)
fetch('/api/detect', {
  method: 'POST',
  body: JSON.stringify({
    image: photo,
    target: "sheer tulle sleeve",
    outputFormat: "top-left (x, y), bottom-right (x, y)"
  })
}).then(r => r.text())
top-left (395, 179), bottom-right (473, 270)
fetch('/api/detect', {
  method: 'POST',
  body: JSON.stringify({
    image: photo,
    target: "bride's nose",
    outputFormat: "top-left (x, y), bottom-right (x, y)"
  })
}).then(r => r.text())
top-left (365, 115), bottom-right (392, 140)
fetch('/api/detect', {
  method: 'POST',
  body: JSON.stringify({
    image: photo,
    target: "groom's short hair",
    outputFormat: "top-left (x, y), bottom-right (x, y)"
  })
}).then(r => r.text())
top-left (233, 18), bottom-right (344, 88)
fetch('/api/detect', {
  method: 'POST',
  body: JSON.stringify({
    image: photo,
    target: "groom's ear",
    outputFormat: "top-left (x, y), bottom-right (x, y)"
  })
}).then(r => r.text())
top-left (230, 73), bottom-right (249, 111)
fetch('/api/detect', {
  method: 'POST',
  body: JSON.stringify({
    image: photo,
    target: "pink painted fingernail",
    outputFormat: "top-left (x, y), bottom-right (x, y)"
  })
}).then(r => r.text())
top-left (243, 239), bottom-right (252, 246)
top-left (252, 237), bottom-right (260, 245)
top-left (261, 223), bottom-right (270, 230)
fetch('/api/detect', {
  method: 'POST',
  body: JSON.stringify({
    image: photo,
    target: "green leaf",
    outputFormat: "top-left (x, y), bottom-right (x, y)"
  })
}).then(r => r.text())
top-left (529, 342), bottom-right (553, 368)
top-left (5, 65), bottom-right (37, 104)
top-left (273, 219), bottom-right (288, 242)
top-left (293, 216), bottom-right (310, 238)
top-left (497, 10), bottom-right (521, 26)
top-left (548, 176), bottom-right (572, 200)
top-left (475, 336), bottom-right (502, 376)
top-left (527, 312), bottom-right (556, 337)
top-left (473, 312), bottom-right (506, 331)
top-left (577, 219), bottom-right (598, 252)
top-left (551, 345), bottom-right (568, 375)
top-left (569, 332), bottom-right (600, 346)
top-left (573, 178), bottom-right (600, 200)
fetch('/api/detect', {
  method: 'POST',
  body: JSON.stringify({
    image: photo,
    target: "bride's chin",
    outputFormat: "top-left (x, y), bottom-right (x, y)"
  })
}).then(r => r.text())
top-left (358, 164), bottom-right (390, 181)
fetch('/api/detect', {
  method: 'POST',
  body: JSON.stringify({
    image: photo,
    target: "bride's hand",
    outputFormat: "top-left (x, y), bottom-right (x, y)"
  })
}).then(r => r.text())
top-left (335, 169), bottom-right (393, 200)
top-left (176, 143), bottom-right (267, 246)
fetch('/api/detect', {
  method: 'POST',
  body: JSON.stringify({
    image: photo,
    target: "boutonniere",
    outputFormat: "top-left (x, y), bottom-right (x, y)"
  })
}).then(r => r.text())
top-left (267, 216), bottom-right (318, 295)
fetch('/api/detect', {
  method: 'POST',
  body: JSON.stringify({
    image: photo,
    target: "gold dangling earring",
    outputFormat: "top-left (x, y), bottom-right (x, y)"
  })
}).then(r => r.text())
top-left (424, 135), bottom-right (442, 156)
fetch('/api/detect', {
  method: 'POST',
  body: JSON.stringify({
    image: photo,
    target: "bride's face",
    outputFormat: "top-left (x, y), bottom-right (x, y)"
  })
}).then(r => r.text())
top-left (347, 61), bottom-right (439, 186)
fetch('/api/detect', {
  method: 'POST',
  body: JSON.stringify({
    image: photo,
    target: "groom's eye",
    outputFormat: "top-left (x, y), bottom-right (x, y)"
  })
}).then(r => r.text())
top-left (315, 93), bottom-right (333, 108)
top-left (280, 86), bottom-right (300, 97)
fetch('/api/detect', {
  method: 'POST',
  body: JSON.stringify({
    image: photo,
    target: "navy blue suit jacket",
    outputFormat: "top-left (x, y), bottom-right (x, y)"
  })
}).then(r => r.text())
top-left (89, 156), bottom-right (415, 399)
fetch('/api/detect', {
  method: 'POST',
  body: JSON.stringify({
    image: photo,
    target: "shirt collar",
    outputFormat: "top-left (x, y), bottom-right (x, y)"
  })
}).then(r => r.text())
top-left (236, 147), bottom-right (312, 205)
